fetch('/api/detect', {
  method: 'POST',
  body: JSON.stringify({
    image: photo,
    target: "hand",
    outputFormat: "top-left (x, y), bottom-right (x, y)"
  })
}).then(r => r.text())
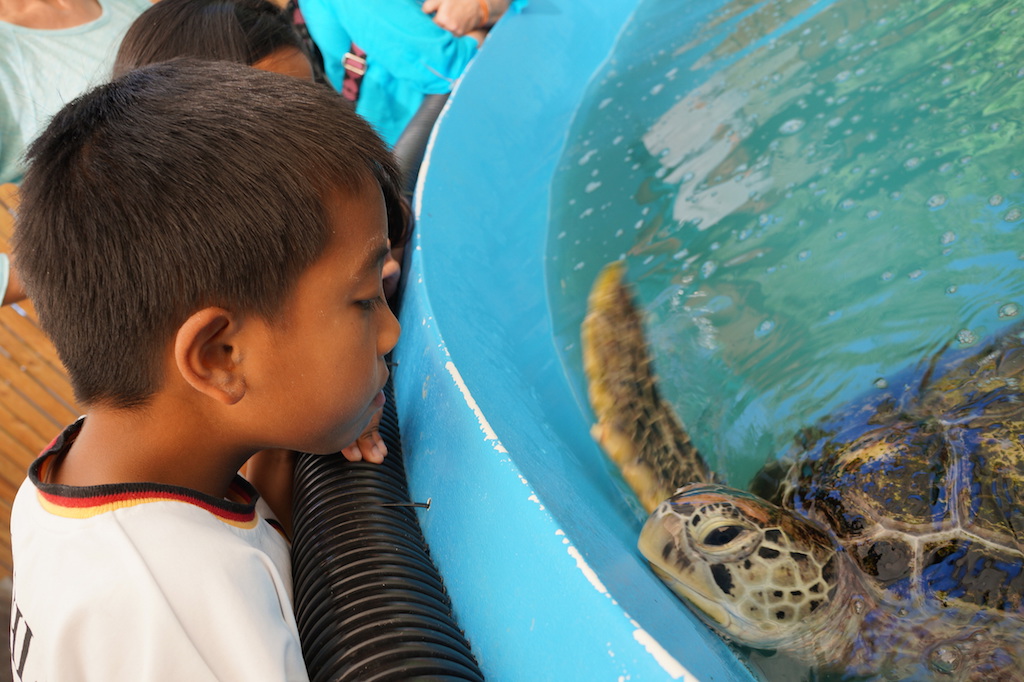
top-left (240, 448), bottom-right (297, 535)
top-left (422, 0), bottom-right (486, 37)
top-left (465, 28), bottom-right (487, 46)
top-left (341, 408), bottom-right (388, 463)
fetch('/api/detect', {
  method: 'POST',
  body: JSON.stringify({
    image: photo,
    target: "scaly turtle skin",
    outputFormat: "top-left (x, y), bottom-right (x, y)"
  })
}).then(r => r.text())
top-left (581, 262), bottom-right (1024, 681)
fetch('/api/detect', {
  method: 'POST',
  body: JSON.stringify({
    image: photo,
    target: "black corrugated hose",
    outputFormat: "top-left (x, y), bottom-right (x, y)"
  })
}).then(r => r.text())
top-left (291, 378), bottom-right (485, 682)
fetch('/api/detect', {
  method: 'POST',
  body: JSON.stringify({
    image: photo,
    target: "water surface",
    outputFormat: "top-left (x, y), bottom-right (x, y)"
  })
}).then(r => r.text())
top-left (548, 0), bottom-right (1024, 678)
top-left (551, 0), bottom-right (1024, 487)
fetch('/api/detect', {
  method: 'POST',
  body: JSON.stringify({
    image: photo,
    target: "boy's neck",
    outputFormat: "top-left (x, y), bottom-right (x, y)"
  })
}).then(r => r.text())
top-left (49, 406), bottom-right (252, 500)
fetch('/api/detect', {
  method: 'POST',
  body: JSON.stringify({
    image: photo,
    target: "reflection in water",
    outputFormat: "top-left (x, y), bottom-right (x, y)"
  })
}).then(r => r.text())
top-left (549, 0), bottom-right (1024, 679)
top-left (551, 0), bottom-right (1024, 484)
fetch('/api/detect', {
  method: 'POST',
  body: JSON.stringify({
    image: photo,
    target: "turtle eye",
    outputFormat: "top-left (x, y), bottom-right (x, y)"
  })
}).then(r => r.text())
top-left (703, 525), bottom-right (743, 546)
top-left (694, 521), bottom-right (756, 555)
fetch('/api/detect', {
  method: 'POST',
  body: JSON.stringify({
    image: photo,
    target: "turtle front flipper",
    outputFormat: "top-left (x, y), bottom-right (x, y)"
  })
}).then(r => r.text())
top-left (581, 262), bottom-right (714, 513)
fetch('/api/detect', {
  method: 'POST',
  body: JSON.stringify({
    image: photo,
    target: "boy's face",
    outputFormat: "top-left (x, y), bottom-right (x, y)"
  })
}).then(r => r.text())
top-left (243, 181), bottom-right (400, 454)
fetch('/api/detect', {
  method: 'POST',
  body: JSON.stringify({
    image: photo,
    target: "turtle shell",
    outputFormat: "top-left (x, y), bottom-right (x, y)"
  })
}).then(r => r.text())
top-left (781, 332), bottom-right (1024, 616)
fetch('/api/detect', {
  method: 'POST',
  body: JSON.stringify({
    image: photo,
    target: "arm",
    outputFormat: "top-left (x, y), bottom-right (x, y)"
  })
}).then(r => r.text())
top-left (422, 0), bottom-right (526, 36)
top-left (421, 0), bottom-right (491, 37)
top-left (241, 448), bottom-right (296, 536)
top-left (2, 252), bottom-right (26, 305)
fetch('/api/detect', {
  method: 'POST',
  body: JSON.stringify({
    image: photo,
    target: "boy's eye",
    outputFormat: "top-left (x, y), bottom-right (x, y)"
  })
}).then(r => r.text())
top-left (357, 296), bottom-right (386, 312)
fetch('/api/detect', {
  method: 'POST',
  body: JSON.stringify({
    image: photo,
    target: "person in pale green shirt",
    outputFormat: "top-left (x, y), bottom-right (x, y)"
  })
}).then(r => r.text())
top-left (1, 0), bottom-right (151, 304)
top-left (1, 0), bottom-right (151, 184)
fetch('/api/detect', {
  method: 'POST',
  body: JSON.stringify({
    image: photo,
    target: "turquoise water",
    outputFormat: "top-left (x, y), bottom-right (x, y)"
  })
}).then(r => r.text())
top-left (550, 0), bottom-right (1024, 490)
top-left (548, 0), bottom-right (1024, 678)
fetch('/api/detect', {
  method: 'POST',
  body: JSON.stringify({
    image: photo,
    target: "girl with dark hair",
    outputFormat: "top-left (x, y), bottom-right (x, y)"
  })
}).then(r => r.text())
top-left (112, 0), bottom-right (314, 80)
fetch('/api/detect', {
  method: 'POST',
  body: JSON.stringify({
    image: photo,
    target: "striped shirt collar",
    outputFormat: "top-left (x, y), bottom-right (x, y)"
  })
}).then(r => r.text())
top-left (29, 419), bottom-right (261, 528)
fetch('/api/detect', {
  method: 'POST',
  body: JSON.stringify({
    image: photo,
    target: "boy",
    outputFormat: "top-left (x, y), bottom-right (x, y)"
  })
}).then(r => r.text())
top-left (9, 59), bottom-right (402, 680)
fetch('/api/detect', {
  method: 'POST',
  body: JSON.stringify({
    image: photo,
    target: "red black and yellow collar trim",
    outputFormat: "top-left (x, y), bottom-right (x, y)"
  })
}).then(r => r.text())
top-left (29, 419), bottom-right (261, 529)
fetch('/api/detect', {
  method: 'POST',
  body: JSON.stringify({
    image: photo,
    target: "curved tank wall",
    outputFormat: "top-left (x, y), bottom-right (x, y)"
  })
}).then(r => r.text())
top-left (392, 1), bottom-right (759, 680)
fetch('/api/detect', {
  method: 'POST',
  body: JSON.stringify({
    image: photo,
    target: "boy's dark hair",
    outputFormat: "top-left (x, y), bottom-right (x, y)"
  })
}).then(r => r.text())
top-left (112, 0), bottom-right (408, 253)
top-left (13, 59), bottom-right (400, 409)
top-left (112, 0), bottom-right (304, 78)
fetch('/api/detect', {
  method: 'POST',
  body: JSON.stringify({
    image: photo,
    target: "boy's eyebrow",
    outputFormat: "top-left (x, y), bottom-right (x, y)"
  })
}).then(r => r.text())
top-left (360, 242), bottom-right (392, 275)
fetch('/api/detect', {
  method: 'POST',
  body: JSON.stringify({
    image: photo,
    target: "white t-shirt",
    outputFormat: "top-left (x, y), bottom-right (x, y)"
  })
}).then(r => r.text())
top-left (9, 419), bottom-right (309, 681)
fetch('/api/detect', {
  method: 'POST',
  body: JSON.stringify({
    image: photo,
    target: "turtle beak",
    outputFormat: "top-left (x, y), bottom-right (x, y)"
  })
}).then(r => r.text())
top-left (638, 511), bottom-right (734, 629)
top-left (648, 564), bottom-right (733, 629)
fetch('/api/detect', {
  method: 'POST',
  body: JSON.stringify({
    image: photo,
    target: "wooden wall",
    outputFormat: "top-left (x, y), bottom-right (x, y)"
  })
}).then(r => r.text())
top-left (0, 184), bottom-right (80, 578)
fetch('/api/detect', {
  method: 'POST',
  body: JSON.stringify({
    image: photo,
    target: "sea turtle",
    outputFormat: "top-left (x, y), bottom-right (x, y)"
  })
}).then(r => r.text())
top-left (581, 261), bottom-right (1024, 681)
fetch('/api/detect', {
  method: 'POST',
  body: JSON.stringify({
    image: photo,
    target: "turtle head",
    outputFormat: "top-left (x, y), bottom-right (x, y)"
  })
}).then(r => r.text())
top-left (639, 483), bottom-right (842, 650)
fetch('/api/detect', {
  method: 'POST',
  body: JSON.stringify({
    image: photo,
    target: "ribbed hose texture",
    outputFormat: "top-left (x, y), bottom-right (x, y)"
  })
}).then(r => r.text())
top-left (291, 380), bottom-right (485, 682)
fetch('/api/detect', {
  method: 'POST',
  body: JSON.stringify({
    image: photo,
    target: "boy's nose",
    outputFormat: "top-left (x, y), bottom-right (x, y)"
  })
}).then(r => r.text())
top-left (379, 307), bottom-right (401, 356)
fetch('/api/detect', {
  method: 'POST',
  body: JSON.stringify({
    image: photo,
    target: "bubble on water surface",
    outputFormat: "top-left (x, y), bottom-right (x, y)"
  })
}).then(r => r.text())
top-left (779, 119), bottom-right (806, 134)
top-left (957, 329), bottom-right (977, 345)
top-left (874, 378), bottom-right (889, 389)
top-left (929, 644), bottom-right (963, 675)
top-left (927, 194), bottom-right (947, 209)
top-left (999, 303), bottom-right (1020, 318)
top-left (754, 320), bottom-right (775, 338)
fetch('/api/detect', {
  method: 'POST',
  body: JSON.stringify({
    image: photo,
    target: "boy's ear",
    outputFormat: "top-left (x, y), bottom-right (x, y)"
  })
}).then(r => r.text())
top-left (173, 307), bottom-right (247, 405)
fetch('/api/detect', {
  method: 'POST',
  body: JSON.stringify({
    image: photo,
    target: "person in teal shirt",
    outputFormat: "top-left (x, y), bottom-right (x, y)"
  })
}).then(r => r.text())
top-left (299, 0), bottom-right (526, 148)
